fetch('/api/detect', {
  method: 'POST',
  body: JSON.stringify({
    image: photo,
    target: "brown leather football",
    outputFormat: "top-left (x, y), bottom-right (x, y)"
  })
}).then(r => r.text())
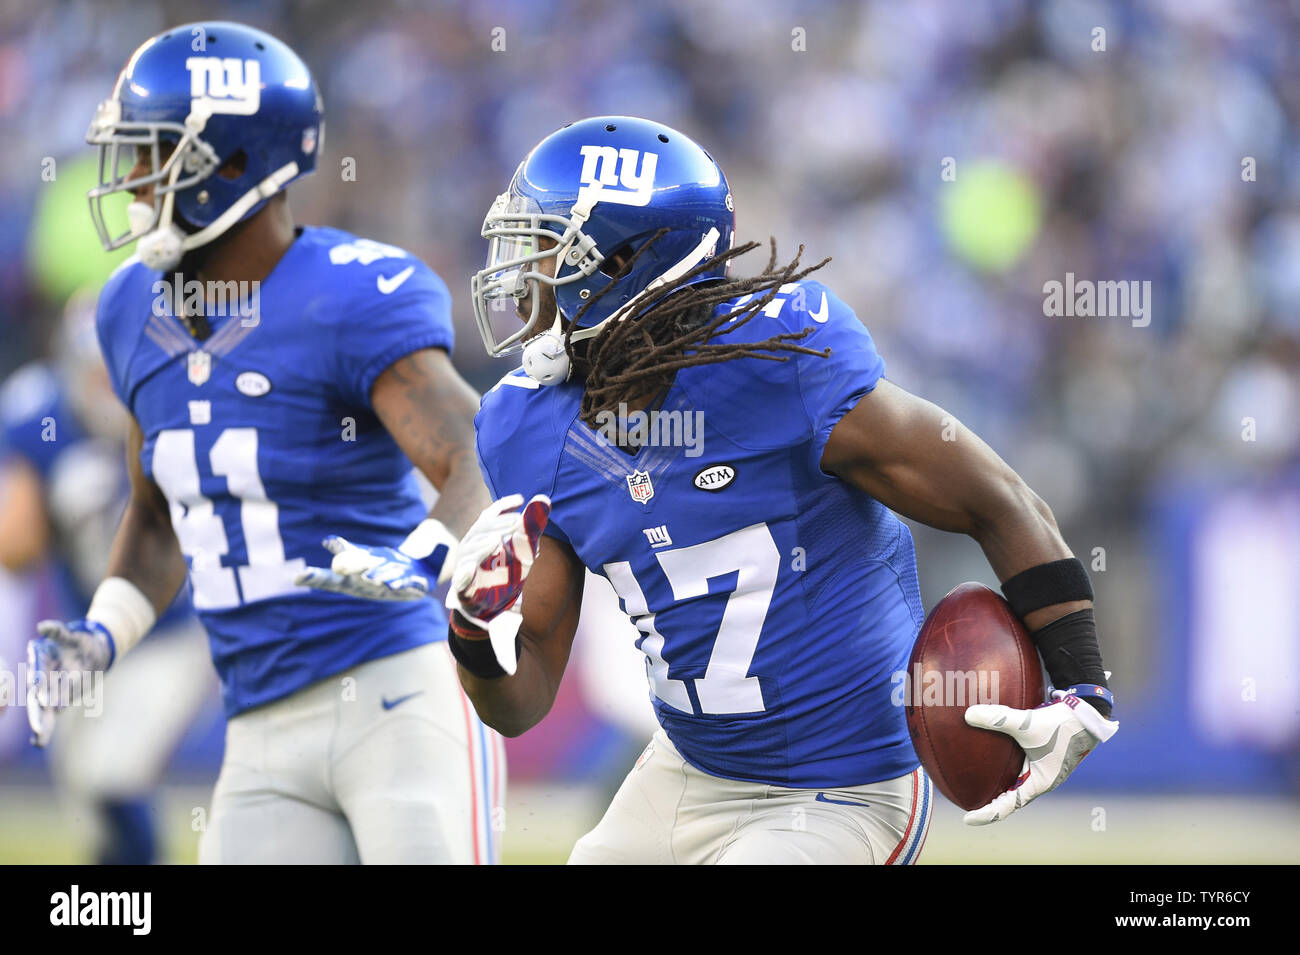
top-left (904, 582), bottom-right (1045, 811)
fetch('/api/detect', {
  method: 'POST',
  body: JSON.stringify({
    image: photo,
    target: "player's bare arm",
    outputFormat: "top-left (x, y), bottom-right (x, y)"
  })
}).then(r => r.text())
top-left (821, 379), bottom-right (1089, 631)
top-left (104, 416), bottom-right (190, 614)
top-left (295, 347), bottom-right (493, 600)
top-left (370, 347), bottom-right (491, 537)
top-left (455, 534), bottom-right (585, 737)
top-left (823, 377), bottom-right (1118, 823)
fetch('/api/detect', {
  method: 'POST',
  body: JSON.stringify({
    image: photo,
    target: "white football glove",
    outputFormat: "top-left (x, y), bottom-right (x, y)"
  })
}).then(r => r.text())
top-left (962, 690), bottom-right (1118, 826)
top-left (295, 518), bottom-right (458, 601)
top-left (445, 494), bottom-right (551, 676)
top-left (26, 619), bottom-right (115, 748)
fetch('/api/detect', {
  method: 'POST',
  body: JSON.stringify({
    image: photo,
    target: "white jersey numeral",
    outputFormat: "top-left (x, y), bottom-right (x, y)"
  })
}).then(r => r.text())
top-left (153, 427), bottom-right (304, 610)
top-left (605, 523), bottom-right (780, 716)
top-left (604, 560), bottom-right (692, 713)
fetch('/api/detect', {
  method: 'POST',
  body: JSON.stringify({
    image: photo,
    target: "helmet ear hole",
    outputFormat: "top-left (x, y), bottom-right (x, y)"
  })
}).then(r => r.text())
top-left (217, 149), bottom-right (248, 181)
top-left (599, 246), bottom-right (633, 278)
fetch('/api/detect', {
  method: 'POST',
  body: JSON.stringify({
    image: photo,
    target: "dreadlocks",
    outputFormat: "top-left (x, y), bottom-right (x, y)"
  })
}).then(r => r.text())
top-left (565, 235), bottom-right (833, 428)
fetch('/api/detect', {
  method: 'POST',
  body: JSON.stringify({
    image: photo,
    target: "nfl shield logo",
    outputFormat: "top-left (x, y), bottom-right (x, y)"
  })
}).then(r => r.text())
top-left (187, 351), bottom-right (211, 385)
top-left (626, 470), bottom-right (654, 504)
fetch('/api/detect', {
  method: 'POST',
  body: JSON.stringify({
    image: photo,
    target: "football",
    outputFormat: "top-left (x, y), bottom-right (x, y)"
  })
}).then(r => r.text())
top-left (904, 582), bottom-right (1045, 811)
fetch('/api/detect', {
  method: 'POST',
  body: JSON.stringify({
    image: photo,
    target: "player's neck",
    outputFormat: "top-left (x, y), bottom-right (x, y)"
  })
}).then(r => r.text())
top-left (606, 387), bottom-right (669, 456)
top-left (192, 199), bottom-right (298, 286)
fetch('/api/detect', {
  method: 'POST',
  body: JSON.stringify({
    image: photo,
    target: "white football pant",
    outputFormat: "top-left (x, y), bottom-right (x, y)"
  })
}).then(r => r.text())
top-left (569, 729), bottom-right (932, 865)
top-left (198, 642), bottom-right (505, 864)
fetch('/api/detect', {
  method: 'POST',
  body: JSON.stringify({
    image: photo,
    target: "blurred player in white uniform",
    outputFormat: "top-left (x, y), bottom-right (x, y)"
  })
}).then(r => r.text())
top-left (0, 292), bottom-right (215, 863)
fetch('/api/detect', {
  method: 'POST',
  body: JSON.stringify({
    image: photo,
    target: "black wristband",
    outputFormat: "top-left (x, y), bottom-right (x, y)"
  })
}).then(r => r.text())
top-left (1001, 557), bottom-right (1094, 619)
top-left (1031, 608), bottom-right (1111, 718)
top-left (448, 629), bottom-right (520, 680)
top-left (449, 609), bottom-right (487, 641)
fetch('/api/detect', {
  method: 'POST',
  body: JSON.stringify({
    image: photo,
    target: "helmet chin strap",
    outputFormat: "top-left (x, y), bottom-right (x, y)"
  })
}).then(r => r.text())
top-left (518, 194), bottom-right (595, 384)
top-left (133, 161), bottom-right (185, 271)
top-left (520, 226), bottom-right (722, 387)
top-left (567, 226), bottom-right (720, 346)
top-left (133, 161), bottom-right (300, 272)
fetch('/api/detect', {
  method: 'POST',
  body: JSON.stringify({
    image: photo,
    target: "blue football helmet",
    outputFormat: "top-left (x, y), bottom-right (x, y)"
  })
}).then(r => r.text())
top-left (86, 21), bottom-right (323, 271)
top-left (471, 116), bottom-right (735, 384)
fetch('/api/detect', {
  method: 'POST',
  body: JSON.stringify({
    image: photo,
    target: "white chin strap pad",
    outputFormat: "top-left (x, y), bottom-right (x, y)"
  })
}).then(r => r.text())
top-left (137, 223), bottom-right (186, 271)
top-left (131, 161), bottom-right (301, 272)
top-left (522, 331), bottom-right (570, 385)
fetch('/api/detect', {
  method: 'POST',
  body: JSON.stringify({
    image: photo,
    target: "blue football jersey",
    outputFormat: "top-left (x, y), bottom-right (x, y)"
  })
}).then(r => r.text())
top-left (476, 280), bottom-right (924, 789)
top-left (94, 227), bottom-right (453, 716)
top-left (0, 363), bottom-right (193, 630)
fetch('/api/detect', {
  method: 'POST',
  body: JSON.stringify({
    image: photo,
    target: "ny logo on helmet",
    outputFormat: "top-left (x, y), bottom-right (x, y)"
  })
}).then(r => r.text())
top-left (186, 57), bottom-right (261, 117)
top-left (577, 146), bottom-right (658, 207)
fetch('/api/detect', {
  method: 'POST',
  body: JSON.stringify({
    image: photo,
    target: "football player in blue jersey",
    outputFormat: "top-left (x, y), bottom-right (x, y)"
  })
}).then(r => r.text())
top-left (429, 116), bottom-right (1120, 864)
top-left (20, 22), bottom-right (504, 864)
top-left (0, 293), bottom-right (214, 864)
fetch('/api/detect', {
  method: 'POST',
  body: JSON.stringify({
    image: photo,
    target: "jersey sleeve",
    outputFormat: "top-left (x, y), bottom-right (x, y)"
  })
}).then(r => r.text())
top-left (94, 260), bottom-right (140, 412)
top-left (673, 280), bottom-right (886, 464)
top-left (791, 282), bottom-right (887, 473)
top-left (474, 370), bottom-right (573, 547)
top-left (334, 260), bottom-right (456, 410)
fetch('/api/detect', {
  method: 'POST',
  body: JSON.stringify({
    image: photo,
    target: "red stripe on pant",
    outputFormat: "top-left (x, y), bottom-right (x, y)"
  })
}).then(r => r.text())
top-left (457, 688), bottom-right (482, 865)
top-left (885, 769), bottom-right (921, 865)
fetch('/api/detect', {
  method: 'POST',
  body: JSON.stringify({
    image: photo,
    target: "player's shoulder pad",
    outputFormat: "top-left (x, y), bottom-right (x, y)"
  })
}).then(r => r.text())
top-left (307, 227), bottom-right (450, 317)
top-left (475, 367), bottom-right (575, 497)
top-left (714, 279), bottom-right (863, 342)
top-left (93, 255), bottom-right (154, 382)
top-left (676, 280), bottom-right (877, 449)
top-left (94, 254), bottom-right (151, 329)
top-left (0, 362), bottom-right (59, 428)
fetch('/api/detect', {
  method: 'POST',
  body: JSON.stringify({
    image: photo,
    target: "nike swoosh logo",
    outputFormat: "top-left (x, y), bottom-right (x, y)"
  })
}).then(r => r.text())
top-left (381, 691), bottom-right (424, 711)
top-left (377, 265), bottom-right (416, 295)
top-left (808, 291), bottom-right (829, 323)
top-left (815, 792), bottom-right (871, 807)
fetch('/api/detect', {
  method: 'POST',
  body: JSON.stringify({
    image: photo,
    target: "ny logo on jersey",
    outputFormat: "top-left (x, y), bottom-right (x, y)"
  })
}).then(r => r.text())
top-left (626, 469), bottom-right (655, 504)
top-left (642, 525), bottom-right (672, 548)
top-left (186, 57), bottom-right (261, 117)
top-left (577, 146), bottom-right (658, 207)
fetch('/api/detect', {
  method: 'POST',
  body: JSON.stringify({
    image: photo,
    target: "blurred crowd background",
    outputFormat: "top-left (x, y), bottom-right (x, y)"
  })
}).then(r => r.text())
top-left (1, 0), bottom-right (1297, 861)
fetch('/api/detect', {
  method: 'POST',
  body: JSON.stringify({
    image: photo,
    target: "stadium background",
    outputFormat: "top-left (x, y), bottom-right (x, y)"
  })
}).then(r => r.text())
top-left (1, 0), bottom-right (1297, 863)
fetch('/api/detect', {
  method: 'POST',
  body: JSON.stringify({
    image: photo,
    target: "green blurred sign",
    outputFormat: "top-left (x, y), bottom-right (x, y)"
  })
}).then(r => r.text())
top-left (940, 160), bottom-right (1042, 273)
top-left (27, 154), bottom-right (132, 304)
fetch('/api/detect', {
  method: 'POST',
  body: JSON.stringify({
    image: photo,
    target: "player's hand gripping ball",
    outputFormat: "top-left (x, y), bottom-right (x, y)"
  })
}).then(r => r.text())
top-left (904, 582), bottom-right (1042, 811)
top-left (962, 689), bottom-right (1118, 826)
top-left (904, 582), bottom-right (1118, 824)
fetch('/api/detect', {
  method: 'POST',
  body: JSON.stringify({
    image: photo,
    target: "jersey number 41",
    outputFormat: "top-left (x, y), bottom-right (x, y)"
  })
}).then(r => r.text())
top-left (152, 427), bottom-right (304, 609)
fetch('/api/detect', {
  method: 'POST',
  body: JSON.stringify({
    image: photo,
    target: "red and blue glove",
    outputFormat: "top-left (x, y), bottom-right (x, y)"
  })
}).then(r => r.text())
top-left (445, 494), bottom-right (551, 675)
